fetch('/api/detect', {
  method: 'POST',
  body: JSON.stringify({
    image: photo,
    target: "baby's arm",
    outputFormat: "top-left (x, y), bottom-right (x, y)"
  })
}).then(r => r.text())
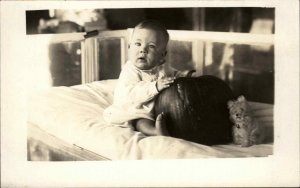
top-left (124, 77), bottom-right (175, 104)
top-left (117, 65), bottom-right (175, 104)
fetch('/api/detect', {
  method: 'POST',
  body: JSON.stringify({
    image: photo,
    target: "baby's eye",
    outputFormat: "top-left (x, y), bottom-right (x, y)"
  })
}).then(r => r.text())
top-left (135, 42), bottom-right (141, 46)
top-left (148, 44), bottom-right (156, 49)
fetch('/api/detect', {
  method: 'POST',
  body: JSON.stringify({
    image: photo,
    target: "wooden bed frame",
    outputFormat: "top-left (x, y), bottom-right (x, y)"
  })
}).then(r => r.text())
top-left (27, 123), bottom-right (110, 161)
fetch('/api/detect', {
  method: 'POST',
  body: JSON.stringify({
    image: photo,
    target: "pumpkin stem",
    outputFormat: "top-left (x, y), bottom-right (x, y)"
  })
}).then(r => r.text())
top-left (186, 70), bottom-right (196, 77)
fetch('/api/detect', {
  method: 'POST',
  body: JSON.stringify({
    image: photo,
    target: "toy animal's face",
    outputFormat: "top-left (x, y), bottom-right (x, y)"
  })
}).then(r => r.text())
top-left (227, 96), bottom-right (249, 127)
top-left (229, 101), bottom-right (247, 121)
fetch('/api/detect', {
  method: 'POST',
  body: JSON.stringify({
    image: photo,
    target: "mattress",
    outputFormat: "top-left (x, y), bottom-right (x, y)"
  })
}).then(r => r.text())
top-left (27, 79), bottom-right (273, 160)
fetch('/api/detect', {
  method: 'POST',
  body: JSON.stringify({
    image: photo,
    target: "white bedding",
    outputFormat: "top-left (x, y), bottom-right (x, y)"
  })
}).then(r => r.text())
top-left (27, 79), bottom-right (273, 160)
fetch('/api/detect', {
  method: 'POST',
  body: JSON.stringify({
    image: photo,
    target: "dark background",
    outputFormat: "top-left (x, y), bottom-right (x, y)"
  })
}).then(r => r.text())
top-left (26, 8), bottom-right (274, 34)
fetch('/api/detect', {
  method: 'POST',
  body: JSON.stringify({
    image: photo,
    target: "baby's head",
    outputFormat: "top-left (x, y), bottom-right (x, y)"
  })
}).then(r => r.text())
top-left (129, 20), bottom-right (169, 70)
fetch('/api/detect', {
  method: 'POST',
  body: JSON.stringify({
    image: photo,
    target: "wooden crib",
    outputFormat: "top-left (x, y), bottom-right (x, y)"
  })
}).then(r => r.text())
top-left (27, 29), bottom-right (274, 161)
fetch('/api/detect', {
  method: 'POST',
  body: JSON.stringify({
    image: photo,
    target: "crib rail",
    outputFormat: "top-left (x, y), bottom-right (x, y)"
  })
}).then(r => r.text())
top-left (168, 30), bottom-right (274, 45)
top-left (81, 29), bottom-right (274, 82)
top-left (27, 122), bottom-right (110, 161)
top-left (82, 29), bottom-right (129, 83)
top-left (26, 29), bottom-right (274, 85)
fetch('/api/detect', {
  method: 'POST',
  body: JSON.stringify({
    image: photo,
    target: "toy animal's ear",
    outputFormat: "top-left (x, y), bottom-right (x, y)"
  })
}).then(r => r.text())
top-left (237, 95), bottom-right (245, 102)
top-left (227, 100), bottom-right (233, 108)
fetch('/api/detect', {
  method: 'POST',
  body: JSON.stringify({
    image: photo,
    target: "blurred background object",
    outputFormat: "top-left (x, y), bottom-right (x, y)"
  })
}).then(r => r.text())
top-left (48, 41), bottom-right (82, 86)
top-left (26, 8), bottom-right (274, 35)
top-left (28, 9), bottom-right (107, 34)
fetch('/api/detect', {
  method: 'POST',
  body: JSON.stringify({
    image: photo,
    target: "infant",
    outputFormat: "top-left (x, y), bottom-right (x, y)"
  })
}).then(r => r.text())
top-left (103, 20), bottom-right (192, 136)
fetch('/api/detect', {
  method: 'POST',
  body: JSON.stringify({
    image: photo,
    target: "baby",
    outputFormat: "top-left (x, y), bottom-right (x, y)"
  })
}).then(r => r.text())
top-left (103, 20), bottom-right (192, 136)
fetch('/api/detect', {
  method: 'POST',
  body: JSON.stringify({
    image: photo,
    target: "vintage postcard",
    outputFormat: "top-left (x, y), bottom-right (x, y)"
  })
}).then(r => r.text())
top-left (1, 0), bottom-right (299, 187)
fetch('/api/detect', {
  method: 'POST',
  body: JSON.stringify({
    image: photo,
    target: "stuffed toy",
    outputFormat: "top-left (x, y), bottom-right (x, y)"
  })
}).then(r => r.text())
top-left (227, 95), bottom-right (264, 147)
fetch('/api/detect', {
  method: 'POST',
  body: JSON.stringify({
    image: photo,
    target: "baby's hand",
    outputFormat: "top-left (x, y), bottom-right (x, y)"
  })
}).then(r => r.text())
top-left (156, 77), bottom-right (175, 92)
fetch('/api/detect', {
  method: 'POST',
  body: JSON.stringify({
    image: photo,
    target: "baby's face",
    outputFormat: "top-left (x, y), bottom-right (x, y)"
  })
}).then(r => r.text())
top-left (129, 28), bottom-right (167, 70)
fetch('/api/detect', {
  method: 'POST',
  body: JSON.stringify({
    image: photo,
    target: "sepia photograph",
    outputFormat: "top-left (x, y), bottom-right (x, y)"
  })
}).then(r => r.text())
top-left (26, 7), bottom-right (275, 161)
top-left (1, 0), bottom-right (299, 187)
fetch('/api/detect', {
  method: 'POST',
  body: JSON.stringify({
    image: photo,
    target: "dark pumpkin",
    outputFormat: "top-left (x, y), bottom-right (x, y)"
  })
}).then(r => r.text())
top-left (155, 75), bottom-right (234, 145)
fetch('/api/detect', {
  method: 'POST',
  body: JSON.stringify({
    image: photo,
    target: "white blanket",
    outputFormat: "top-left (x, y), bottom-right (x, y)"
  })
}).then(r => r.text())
top-left (28, 79), bottom-right (273, 160)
